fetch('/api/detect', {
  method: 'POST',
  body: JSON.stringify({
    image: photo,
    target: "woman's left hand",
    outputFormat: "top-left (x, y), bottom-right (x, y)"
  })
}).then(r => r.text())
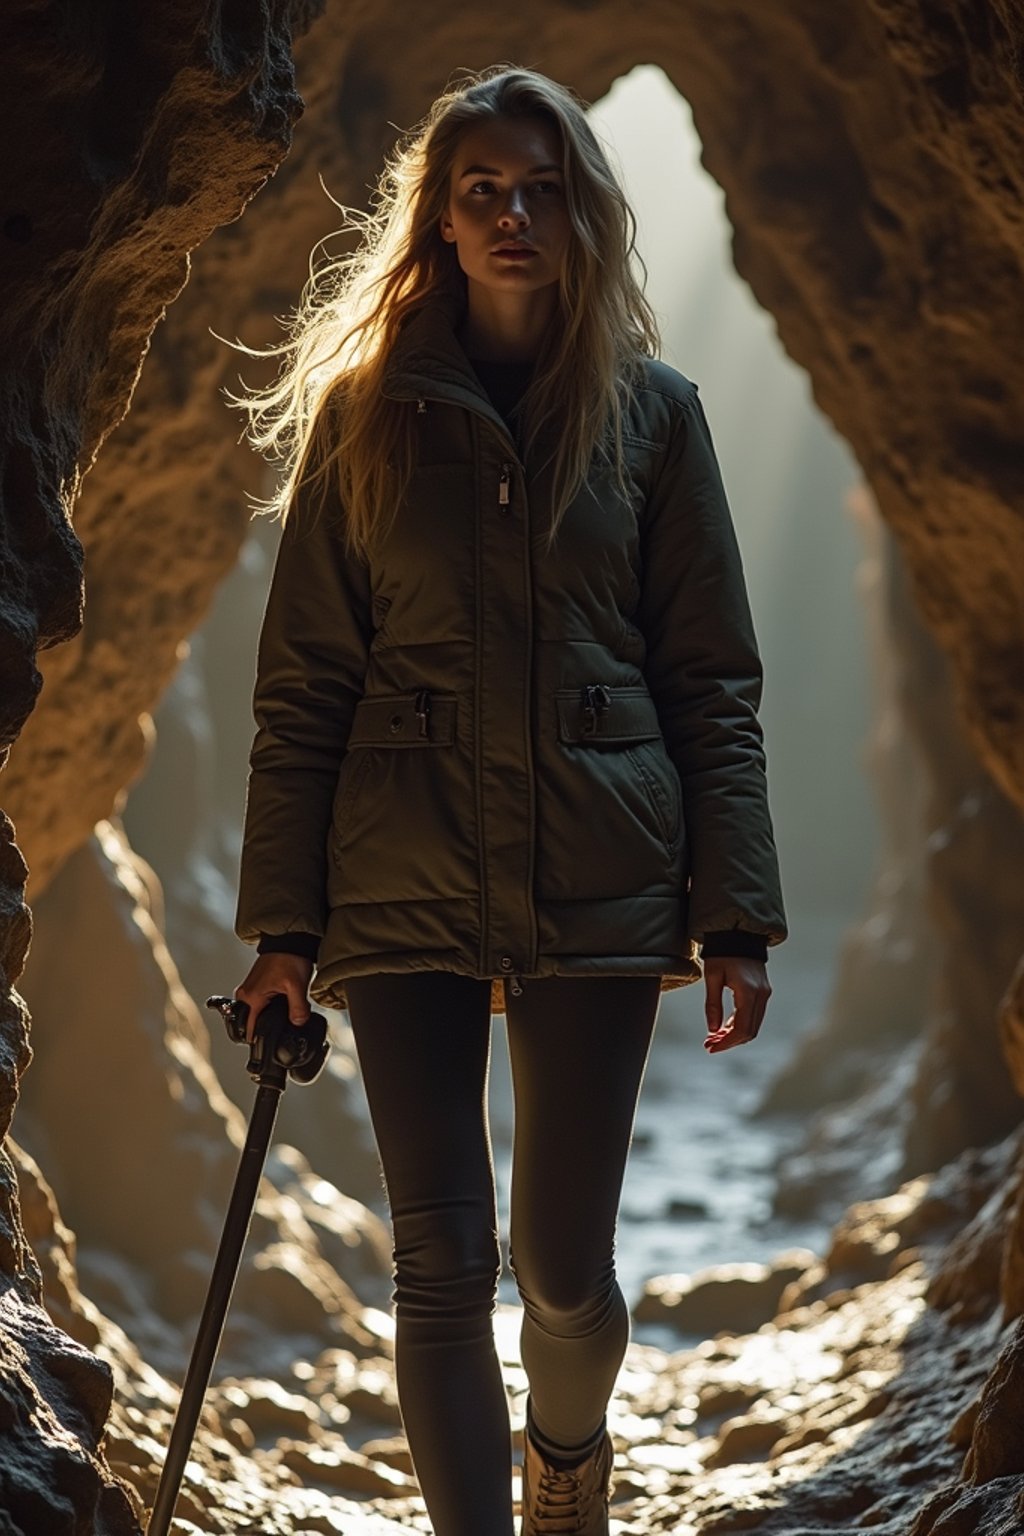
top-left (702, 956), bottom-right (771, 1053)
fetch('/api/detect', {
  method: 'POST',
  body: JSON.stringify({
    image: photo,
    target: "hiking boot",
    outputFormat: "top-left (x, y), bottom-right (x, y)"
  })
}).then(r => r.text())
top-left (520, 1422), bottom-right (614, 1535)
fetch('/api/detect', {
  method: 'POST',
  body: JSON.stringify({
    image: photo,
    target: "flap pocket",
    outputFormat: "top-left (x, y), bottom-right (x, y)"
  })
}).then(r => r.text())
top-left (348, 692), bottom-right (457, 747)
top-left (556, 686), bottom-right (663, 744)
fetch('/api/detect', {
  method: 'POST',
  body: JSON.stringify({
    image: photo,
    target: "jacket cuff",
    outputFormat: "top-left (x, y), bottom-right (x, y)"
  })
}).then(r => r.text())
top-left (257, 931), bottom-right (321, 962)
top-left (701, 929), bottom-right (768, 963)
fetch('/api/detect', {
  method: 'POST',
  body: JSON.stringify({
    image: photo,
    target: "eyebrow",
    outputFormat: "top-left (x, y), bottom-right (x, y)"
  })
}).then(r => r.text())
top-left (458, 162), bottom-right (563, 179)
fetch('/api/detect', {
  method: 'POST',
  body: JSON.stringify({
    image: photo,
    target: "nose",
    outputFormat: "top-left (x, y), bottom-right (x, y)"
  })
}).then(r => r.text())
top-left (497, 187), bottom-right (530, 229)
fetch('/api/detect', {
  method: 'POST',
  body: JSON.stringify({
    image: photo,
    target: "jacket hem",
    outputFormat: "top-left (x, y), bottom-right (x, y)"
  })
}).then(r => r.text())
top-left (311, 951), bottom-right (701, 1017)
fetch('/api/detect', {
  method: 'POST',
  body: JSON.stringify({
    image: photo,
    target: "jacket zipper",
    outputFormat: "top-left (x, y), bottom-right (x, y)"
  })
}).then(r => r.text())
top-left (519, 455), bottom-right (538, 981)
top-left (582, 683), bottom-right (612, 735)
top-left (392, 388), bottom-right (533, 979)
top-left (494, 453), bottom-right (536, 983)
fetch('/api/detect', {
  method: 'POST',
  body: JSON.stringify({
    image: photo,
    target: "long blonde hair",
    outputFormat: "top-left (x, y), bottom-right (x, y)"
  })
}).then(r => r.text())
top-left (232, 65), bottom-right (660, 557)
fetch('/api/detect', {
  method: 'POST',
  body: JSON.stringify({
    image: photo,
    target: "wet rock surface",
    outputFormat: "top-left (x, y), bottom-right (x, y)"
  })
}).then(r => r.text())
top-left (83, 1129), bottom-right (1023, 1534)
top-left (634, 1250), bottom-right (816, 1338)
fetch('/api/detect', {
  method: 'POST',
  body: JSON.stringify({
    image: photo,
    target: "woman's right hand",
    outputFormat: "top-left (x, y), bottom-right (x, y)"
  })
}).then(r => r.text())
top-left (234, 953), bottom-right (315, 1043)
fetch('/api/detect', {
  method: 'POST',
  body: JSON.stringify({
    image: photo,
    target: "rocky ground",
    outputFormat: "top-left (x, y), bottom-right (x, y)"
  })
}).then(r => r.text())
top-left (22, 1120), bottom-right (1017, 1535)
top-left (13, 821), bottom-right (1024, 1536)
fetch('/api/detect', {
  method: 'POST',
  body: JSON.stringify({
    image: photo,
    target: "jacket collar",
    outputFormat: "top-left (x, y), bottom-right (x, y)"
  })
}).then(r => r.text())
top-left (380, 292), bottom-right (519, 447)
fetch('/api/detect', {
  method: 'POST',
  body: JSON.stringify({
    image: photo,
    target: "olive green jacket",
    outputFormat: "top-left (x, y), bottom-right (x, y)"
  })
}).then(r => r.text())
top-left (235, 301), bottom-right (787, 1013)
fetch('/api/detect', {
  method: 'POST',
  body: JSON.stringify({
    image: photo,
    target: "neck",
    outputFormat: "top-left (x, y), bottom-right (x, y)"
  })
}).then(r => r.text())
top-left (458, 281), bottom-right (558, 363)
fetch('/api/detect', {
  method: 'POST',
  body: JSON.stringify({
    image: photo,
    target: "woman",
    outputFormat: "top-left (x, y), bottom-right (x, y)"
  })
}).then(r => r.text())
top-left (232, 65), bottom-right (787, 1536)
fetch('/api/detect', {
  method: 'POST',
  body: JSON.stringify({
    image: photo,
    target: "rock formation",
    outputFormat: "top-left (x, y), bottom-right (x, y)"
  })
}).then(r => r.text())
top-left (1, 0), bottom-right (308, 1524)
top-left (15, 820), bottom-right (393, 1379)
top-left (3, 2), bottom-right (1024, 1532)
top-left (768, 497), bottom-right (1024, 1216)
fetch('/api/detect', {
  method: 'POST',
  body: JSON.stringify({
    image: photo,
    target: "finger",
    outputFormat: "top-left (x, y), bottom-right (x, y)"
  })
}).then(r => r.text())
top-left (703, 1013), bottom-right (738, 1053)
top-left (704, 965), bottom-right (726, 1034)
top-left (730, 985), bottom-right (759, 1045)
top-left (239, 989), bottom-right (275, 1044)
top-left (287, 981), bottom-right (312, 1027)
top-left (704, 1022), bottom-right (735, 1054)
top-left (706, 986), bottom-right (770, 1052)
top-left (245, 997), bottom-right (265, 1044)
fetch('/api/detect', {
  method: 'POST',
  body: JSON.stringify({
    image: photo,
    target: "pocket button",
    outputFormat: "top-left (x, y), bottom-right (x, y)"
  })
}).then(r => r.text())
top-left (389, 715), bottom-right (404, 734)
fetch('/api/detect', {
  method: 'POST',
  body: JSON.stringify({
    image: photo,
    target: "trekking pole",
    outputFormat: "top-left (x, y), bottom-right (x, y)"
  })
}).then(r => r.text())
top-left (146, 993), bottom-right (330, 1536)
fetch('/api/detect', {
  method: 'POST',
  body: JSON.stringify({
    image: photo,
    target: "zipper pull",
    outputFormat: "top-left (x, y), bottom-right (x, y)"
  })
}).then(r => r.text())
top-left (414, 689), bottom-right (431, 739)
top-left (498, 463), bottom-right (512, 511)
top-left (510, 975), bottom-right (524, 997)
top-left (582, 684), bottom-right (611, 736)
top-left (416, 398), bottom-right (427, 414)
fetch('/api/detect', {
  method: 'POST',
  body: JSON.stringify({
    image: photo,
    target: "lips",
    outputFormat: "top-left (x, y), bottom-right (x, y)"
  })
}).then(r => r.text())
top-left (492, 242), bottom-right (537, 257)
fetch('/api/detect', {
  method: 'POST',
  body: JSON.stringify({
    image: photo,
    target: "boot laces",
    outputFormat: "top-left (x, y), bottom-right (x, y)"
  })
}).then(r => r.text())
top-left (532, 1459), bottom-right (601, 1532)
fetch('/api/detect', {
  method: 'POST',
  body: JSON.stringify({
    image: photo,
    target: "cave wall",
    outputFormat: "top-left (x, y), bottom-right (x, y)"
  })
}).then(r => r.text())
top-left (3, 1), bottom-right (1024, 1531)
top-left (768, 495), bottom-right (1024, 1213)
top-left (0, 0), bottom-right (311, 1524)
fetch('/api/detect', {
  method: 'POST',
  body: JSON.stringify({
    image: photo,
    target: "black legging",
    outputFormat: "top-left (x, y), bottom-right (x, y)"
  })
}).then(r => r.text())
top-left (344, 971), bottom-right (662, 1536)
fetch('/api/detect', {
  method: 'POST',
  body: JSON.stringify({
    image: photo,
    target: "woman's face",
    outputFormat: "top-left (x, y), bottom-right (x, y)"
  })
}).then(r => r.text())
top-left (440, 114), bottom-right (571, 299)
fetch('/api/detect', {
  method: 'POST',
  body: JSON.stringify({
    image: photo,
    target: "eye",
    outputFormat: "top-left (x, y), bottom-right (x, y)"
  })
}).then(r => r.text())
top-left (468, 180), bottom-right (497, 195)
top-left (532, 180), bottom-right (563, 194)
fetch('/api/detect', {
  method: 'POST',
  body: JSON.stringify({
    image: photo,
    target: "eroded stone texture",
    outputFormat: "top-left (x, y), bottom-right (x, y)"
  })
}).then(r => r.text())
top-left (961, 1321), bottom-right (1024, 1484)
top-left (0, 823), bottom-right (136, 1529)
top-left (11, 1138), bottom-right (100, 1351)
top-left (999, 955), bottom-right (1024, 1103)
top-left (0, 1286), bottom-right (140, 1534)
top-left (770, 513), bottom-right (1024, 1214)
top-left (1, 2), bottom-right (310, 1516)
top-left (911, 1321), bottom-right (1024, 1536)
top-left (1, 0), bottom-right (304, 760)
top-left (925, 1133), bottom-right (1024, 1325)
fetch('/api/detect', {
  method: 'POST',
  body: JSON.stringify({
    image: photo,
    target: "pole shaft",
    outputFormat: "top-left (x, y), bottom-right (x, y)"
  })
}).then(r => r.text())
top-left (147, 1083), bottom-right (282, 1535)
